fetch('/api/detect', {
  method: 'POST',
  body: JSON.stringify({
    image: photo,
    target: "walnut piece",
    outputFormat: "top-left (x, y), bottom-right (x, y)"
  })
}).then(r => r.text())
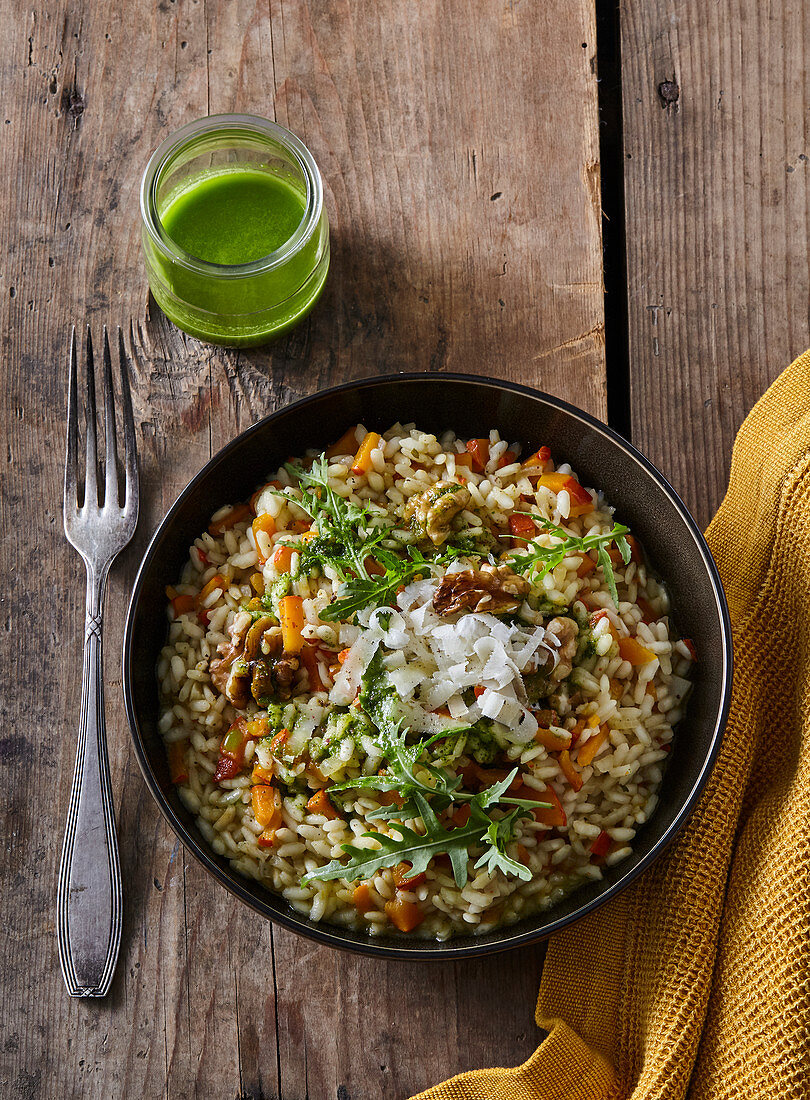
top-left (403, 480), bottom-right (471, 545)
top-left (546, 616), bottom-right (579, 680)
top-left (210, 614), bottom-right (300, 706)
top-left (432, 564), bottom-right (530, 616)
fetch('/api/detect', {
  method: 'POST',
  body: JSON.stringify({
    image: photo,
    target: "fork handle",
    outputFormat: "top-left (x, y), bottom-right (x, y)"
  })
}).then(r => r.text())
top-left (57, 562), bottom-right (122, 997)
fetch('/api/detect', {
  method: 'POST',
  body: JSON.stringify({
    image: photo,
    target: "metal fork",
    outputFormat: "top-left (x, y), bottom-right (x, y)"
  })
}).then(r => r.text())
top-left (58, 327), bottom-right (139, 997)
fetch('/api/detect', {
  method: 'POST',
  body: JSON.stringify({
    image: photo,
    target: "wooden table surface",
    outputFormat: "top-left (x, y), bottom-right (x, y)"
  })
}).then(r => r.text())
top-left (1, 1), bottom-right (806, 1097)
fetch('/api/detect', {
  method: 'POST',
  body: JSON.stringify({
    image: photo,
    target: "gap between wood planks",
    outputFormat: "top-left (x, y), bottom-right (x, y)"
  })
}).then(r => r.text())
top-left (595, 0), bottom-right (632, 441)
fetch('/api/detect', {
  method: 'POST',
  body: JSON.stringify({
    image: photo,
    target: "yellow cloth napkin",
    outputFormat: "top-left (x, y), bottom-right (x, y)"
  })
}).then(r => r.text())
top-left (413, 351), bottom-right (810, 1100)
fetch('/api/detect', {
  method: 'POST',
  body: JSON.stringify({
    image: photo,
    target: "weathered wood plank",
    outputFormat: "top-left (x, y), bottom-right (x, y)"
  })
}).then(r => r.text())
top-left (621, 0), bottom-right (810, 527)
top-left (0, 1), bottom-right (605, 1097)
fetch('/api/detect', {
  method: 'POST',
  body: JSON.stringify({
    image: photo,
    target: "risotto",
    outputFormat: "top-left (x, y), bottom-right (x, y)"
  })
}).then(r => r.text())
top-left (157, 423), bottom-right (694, 939)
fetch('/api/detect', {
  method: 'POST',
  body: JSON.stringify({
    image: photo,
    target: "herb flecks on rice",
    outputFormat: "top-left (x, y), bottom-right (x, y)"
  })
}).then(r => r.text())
top-left (158, 424), bottom-right (695, 939)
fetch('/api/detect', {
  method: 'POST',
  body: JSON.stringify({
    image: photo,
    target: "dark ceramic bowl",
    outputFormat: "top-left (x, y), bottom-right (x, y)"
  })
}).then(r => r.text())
top-left (123, 373), bottom-right (732, 959)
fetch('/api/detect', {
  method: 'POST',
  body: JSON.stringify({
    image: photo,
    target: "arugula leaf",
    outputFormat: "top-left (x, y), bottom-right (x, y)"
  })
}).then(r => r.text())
top-left (277, 456), bottom-right (483, 622)
top-left (330, 749), bottom-right (460, 824)
top-left (321, 544), bottom-right (454, 623)
top-left (328, 716), bottom-right (461, 822)
top-left (595, 542), bottom-right (620, 607)
top-left (507, 514), bottom-right (631, 607)
top-left (276, 456), bottom-right (393, 583)
top-left (302, 791), bottom-right (529, 889)
top-left (474, 807), bottom-right (533, 882)
top-left (334, 759), bottom-right (548, 819)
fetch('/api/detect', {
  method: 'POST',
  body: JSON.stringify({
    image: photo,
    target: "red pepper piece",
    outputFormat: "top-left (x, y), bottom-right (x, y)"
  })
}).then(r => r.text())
top-left (465, 438), bottom-right (490, 472)
top-left (213, 719), bottom-right (248, 783)
top-left (590, 829), bottom-right (612, 859)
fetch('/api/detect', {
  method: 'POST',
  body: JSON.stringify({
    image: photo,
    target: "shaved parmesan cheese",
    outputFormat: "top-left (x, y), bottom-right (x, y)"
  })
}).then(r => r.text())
top-left (329, 633), bottom-right (380, 705)
top-left (666, 674), bottom-right (692, 705)
top-left (334, 578), bottom-right (558, 746)
top-left (286, 715), bottom-right (317, 757)
top-left (388, 666), bottom-right (425, 699)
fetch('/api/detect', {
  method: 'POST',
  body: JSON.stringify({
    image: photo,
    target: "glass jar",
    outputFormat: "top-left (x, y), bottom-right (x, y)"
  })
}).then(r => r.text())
top-left (140, 114), bottom-right (329, 348)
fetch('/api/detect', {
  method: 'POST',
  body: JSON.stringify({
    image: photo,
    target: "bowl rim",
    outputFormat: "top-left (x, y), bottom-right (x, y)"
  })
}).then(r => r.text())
top-left (122, 371), bottom-right (733, 959)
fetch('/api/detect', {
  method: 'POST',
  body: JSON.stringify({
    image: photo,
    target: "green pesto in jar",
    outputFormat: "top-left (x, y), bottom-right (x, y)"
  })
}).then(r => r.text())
top-left (140, 116), bottom-right (330, 348)
top-left (150, 168), bottom-right (326, 346)
top-left (160, 170), bottom-right (304, 266)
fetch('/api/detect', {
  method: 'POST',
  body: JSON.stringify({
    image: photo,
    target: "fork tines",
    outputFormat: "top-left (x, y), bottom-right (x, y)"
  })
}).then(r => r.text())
top-left (64, 326), bottom-right (138, 520)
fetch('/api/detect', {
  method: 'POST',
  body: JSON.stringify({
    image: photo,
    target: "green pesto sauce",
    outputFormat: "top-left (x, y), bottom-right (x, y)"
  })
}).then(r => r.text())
top-left (160, 169), bottom-right (305, 265)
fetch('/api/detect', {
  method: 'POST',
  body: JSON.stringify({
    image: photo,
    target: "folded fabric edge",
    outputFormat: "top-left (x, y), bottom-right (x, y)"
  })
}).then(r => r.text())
top-left (706, 348), bottom-right (810, 620)
top-left (409, 1017), bottom-right (619, 1100)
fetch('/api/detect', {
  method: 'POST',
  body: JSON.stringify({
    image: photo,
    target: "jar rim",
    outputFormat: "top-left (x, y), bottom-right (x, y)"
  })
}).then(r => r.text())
top-left (139, 114), bottom-right (323, 279)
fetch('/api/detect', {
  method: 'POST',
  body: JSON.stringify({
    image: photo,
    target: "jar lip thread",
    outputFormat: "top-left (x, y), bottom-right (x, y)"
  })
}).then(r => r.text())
top-left (140, 114), bottom-right (323, 279)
